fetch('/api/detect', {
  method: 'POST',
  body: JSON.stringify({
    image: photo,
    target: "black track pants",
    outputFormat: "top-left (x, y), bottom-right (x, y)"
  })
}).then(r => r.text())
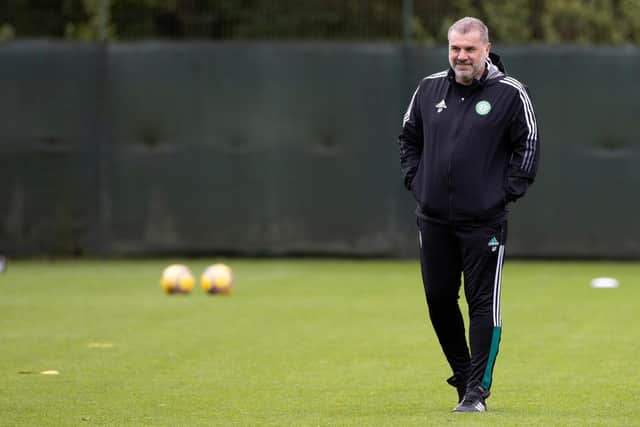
top-left (417, 218), bottom-right (506, 392)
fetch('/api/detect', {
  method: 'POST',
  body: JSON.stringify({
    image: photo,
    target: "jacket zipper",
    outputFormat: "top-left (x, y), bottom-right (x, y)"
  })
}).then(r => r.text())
top-left (447, 84), bottom-right (478, 222)
top-left (447, 97), bottom-right (466, 222)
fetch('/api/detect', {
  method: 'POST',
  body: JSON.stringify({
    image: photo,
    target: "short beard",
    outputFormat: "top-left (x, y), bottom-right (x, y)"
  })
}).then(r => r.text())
top-left (454, 68), bottom-right (474, 85)
top-left (452, 60), bottom-right (482, 85)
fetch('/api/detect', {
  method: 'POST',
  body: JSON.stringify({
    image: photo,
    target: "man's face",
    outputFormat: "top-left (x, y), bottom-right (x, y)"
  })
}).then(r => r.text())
top-left (448, 30), bottom-right (490, 85)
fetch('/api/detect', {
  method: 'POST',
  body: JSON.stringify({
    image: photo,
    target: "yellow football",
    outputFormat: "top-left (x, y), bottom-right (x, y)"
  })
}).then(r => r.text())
top-left (201, 264), bottom-right (234, 295)
top-left (160, 264), bottom-right (195, 294)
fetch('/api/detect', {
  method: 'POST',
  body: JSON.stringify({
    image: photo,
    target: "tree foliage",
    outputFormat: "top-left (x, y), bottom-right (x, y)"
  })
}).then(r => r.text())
top-left (0, 0), bottom-right (639, 43)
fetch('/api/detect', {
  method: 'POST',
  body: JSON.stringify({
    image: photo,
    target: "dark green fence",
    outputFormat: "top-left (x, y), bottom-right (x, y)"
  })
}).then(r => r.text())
top-left (1, 42), bottom-right (639, 258)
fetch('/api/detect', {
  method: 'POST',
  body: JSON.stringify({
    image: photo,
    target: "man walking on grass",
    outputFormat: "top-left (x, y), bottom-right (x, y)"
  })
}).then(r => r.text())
top-left (397, 16), bottom-right (540, 412)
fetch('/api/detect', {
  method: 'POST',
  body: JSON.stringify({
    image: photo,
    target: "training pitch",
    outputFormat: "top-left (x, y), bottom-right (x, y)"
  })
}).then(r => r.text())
top-left (1, 258), bottom-right (639, 426)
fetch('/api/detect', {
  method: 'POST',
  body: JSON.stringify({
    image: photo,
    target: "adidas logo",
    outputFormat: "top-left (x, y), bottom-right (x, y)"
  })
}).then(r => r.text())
top-left (488, 237), bottom-right (499, 252)
top-left (435, 99), bottom-right (447, 113)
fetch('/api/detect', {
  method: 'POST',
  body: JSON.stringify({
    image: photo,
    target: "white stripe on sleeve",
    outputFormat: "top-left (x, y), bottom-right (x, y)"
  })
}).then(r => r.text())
top-left (500, 78), bottom-right (538, 173)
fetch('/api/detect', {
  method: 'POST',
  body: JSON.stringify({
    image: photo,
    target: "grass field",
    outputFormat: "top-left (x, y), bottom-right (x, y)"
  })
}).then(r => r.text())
top-left (1, 258), bottom-right (639, 426)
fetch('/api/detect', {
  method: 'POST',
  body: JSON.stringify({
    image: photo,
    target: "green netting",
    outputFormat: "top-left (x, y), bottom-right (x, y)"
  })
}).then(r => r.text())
top-left (1, 43), bottom-right (639, 257)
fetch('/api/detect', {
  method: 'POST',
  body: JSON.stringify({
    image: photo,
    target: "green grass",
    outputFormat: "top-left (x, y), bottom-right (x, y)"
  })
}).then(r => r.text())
top-left (1, 258), bottom-right (639, 426)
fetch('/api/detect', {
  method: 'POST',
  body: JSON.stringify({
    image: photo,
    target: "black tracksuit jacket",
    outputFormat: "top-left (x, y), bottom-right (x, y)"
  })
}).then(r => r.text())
top-left (398, 53), bottom-right (540, 225)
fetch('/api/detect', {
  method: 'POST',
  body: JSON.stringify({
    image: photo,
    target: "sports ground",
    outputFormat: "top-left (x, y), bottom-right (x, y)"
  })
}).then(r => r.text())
top-left (1, 259), bottom-right (639, 426)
